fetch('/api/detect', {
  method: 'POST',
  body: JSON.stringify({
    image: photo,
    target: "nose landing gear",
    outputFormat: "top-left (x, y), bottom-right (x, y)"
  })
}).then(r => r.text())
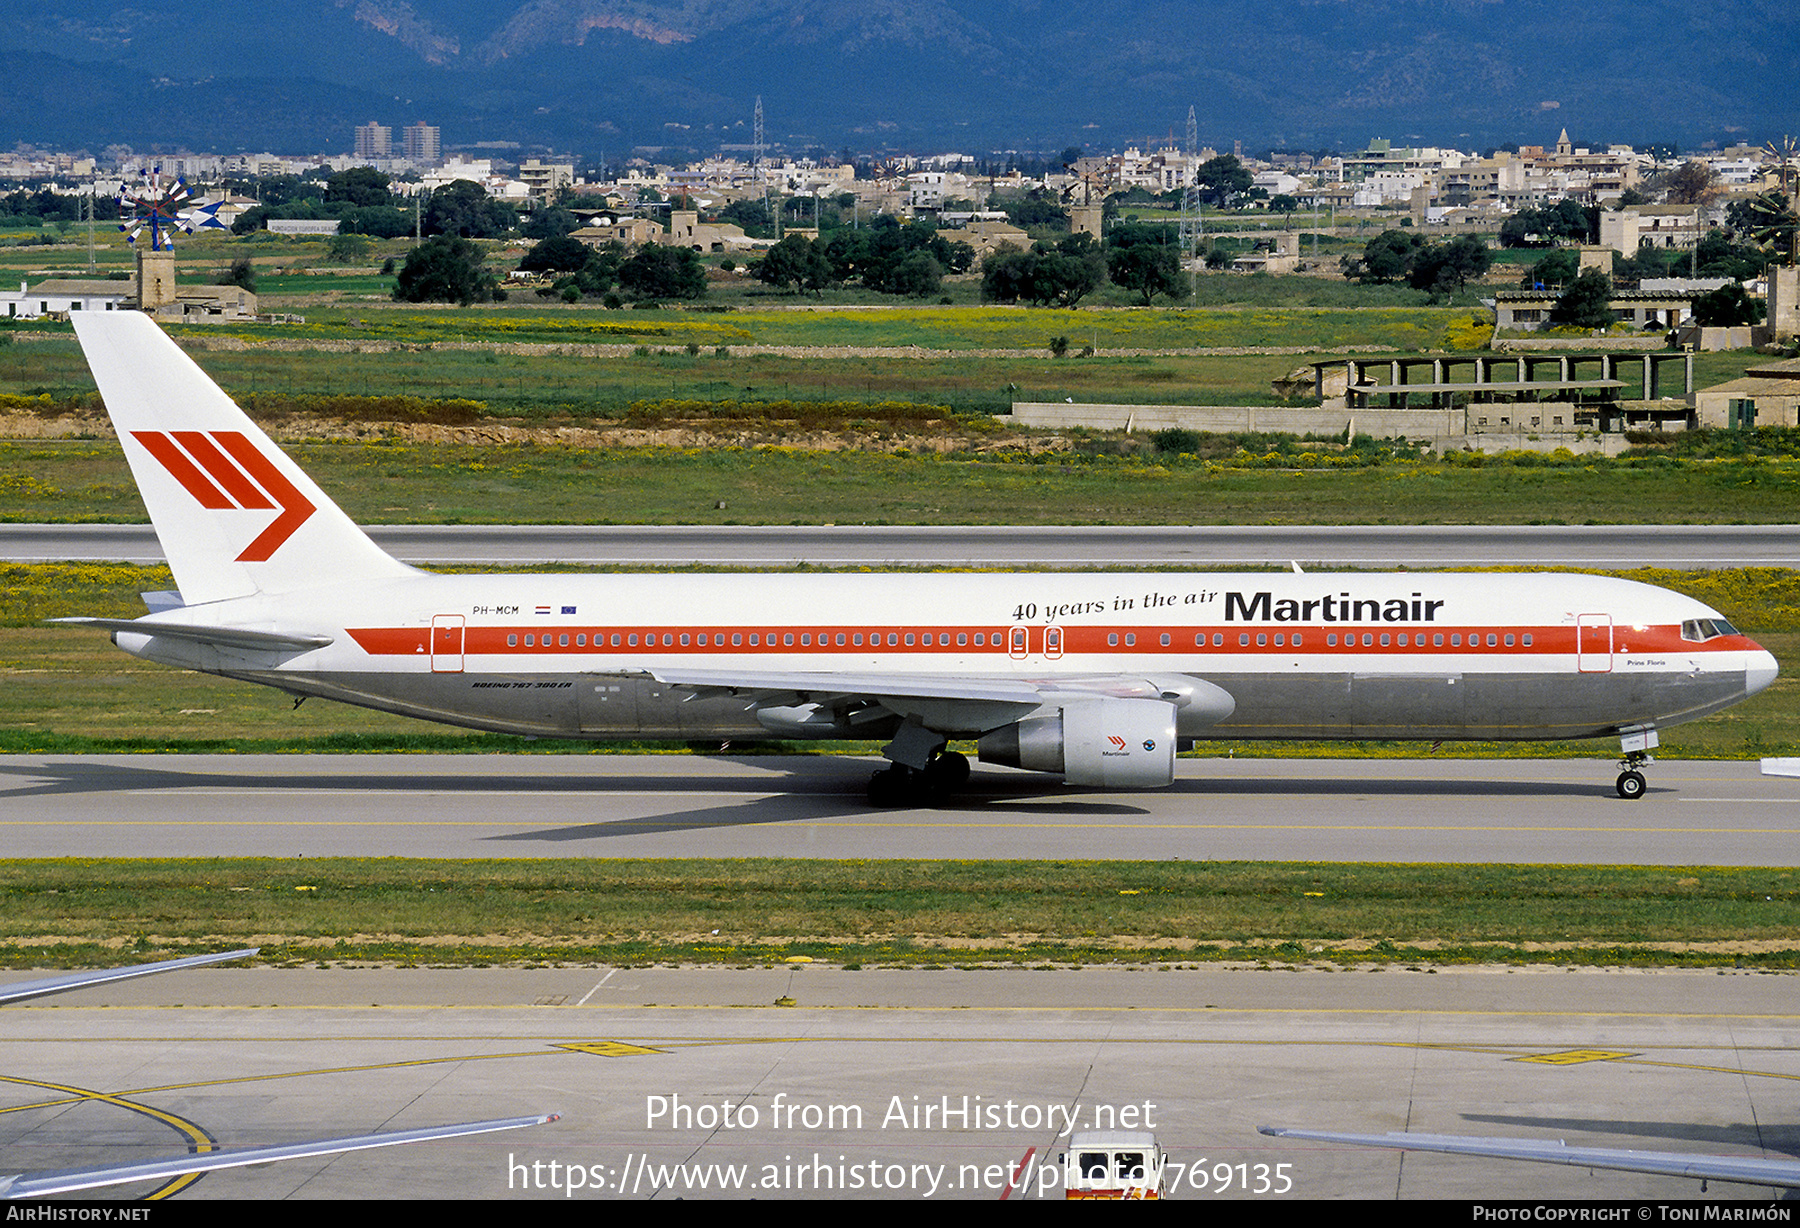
top-left (1616, 762), bottom-right (1648, 799)
top-left (1615, 728), bottom-right (1657, 800)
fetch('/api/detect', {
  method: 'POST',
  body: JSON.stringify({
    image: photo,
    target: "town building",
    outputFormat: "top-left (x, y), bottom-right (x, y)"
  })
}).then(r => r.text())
top-left (354, 123), bottom-right (392, 160)
top-left (402, 123), bottom-right (441, 165)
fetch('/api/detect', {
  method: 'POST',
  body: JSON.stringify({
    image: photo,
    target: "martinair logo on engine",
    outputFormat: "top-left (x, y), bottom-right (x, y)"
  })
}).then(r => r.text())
top-left (131, 430), bottom-right (317, 562)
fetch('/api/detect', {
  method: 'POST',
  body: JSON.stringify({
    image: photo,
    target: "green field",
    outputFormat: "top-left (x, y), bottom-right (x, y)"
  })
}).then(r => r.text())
top-left (1, 858), bottom-right (1793, 970)
top-left (6, 436), bottom-right (1800, 526)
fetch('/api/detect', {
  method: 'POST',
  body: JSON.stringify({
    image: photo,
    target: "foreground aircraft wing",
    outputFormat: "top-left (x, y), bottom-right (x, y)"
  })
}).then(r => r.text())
top-left (0, 1114), bottom-right (559, 1199)
top-left (0, 949), bottom-right (259, 1006)
top-left (1763, 758), bottom-right (1800, 777)
top-left (649, 666), bottom-right (1232, 720)
top-left (1258, 1126), bottom-right (1800, 1190)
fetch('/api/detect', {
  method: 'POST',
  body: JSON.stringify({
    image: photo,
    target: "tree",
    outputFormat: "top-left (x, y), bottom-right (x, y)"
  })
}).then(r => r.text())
top-left (1029, 234), bottom-right (1106, 308)
top-left (220, 256), bottom-right (257, 293)
top-left (980, 245), bottom-right (1038, 304)
top-left (521, 207), bottom-right (580, 241)
top-left (424, 181), bottom-right (516, 240)
top-left (753, 233), bottom-right (832, 295)
top-left (325, 167), bottom-right (392, 209)
top-left (886, 250), bottom-right (944, 298)
top-left (617, 243), bottom-right (707, 300)
top-left (1691, 283), bottom-right (1766, 327)
top-left (338, 205), bottom-right (414, 239)
top-left (1345, 229), bottom-right (1423, 283)
top-left (1107, 242), bottom-right (1184, 306)
top-left (392, 236), bottom-right (498, 306)
top-left (1195, 155), bottom-right (1253, 209)
top-left (519, 234), bottom-right (594, 275)
top-left (1522, 247), bottom-right (1579, 289)
top-left (1549, 269), bottom-right (1614, 329)
top-left (325, 234), bottom-right (369, 263)
top-left (1407, 235), bottom-right (1490, 295)
top-left (1661, 160), bottom-right (1723, 206)
top-left (716, 198), bottom-right (773, 237)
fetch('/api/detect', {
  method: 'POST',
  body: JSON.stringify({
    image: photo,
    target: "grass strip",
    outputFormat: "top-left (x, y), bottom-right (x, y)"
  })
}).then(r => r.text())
top-left (2, 858), bottom-right (1795, 972)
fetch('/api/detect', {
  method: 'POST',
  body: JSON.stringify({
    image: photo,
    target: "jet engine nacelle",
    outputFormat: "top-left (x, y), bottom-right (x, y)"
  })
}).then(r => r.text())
top-left (977, 697), bottom-right (1178, 788)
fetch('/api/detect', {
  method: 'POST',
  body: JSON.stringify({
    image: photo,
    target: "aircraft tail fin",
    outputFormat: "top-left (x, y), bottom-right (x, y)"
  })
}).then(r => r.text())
top-left (73, 313), bottom-right (415, 604)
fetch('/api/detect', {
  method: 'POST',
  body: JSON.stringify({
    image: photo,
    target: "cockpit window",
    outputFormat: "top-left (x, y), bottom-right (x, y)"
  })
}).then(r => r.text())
top-left (1682, 618), bottom-right (1739, 642)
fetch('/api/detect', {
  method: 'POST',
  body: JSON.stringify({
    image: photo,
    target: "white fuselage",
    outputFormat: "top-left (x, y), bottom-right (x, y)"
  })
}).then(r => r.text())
top-left (117, 569), bottom-right (1776, 745)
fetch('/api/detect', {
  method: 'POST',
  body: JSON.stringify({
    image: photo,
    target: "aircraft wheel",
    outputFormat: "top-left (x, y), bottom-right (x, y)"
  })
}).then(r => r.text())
top-left (868, 766), bottom-right (916, 807)
top-left (924, 750), bottom-right (970, 791)
top-left (1615, 770), bottom-right (1647, 800)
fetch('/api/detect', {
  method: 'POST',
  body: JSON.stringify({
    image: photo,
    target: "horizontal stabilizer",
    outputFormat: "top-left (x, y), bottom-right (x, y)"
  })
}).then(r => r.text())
top-left (50, 617), bottom-right (332, 652)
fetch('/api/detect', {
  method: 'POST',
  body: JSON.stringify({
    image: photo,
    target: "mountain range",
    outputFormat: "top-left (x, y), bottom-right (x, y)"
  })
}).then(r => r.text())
top-left (4, 0), bottom-right (1796, 160)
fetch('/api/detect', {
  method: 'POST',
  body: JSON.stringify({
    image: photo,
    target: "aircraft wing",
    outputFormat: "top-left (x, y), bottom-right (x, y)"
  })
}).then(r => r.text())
top-left (648, 667), bottom-right (1233, 726)
top-left (1258, 1126), bottom-right (1800, 1190)
top-left (0, 949), bottom-right (260, 1006)
top-left (0, 1114), bottom-right (558, 1199)
top-left (1762, 758), bottom-right (1800, 777)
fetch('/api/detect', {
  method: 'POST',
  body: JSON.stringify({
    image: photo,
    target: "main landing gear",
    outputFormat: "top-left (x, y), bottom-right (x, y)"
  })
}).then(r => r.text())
top-left (868, 750), bottom-right (970, 807)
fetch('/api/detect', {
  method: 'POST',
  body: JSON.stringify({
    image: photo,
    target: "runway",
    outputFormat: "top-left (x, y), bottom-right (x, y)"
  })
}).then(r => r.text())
top-left (5, 964), bottom-right (1796, 1200)
top-left (7, 523), bottom-right (1800, 568)
top-left (1, 753), bottom-right (1792, 863)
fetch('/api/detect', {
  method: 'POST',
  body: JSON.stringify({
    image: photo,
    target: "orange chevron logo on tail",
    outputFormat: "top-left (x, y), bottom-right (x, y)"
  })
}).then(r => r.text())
top-left (131, 430), bottom-right (316, 561)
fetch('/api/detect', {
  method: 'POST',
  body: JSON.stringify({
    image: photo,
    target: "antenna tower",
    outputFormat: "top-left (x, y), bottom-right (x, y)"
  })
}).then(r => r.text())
top-left (753, 96), bottom-right (765, 185)
top-left (1177, 106), bottom-right (1204, 279)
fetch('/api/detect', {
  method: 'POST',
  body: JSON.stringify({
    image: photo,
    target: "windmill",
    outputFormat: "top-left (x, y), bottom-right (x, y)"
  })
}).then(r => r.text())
top-left (1764, 135), bottom-right (1798, 196)
top-left (118, 168), bottom-right (208, 251)
top-left (1735, 190), bottom-right (1799, 267)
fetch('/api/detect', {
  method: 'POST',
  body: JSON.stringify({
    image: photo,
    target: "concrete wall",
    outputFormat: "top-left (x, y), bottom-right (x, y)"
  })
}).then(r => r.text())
top-left (1009, 402), bottom-right (1628, 455)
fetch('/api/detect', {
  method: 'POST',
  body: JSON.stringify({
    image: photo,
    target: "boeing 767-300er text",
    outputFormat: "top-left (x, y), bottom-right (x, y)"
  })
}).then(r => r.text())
top-left (62, 313), bottom-right (1778, 804)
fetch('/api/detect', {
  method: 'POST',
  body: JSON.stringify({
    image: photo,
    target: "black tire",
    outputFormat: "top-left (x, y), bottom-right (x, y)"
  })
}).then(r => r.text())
top-left (924, 750), bottom-right (971, 791)
top-left (1616, 770), bottom-right (1646, 800)
top-left (868, 766), bottom-right (914, 807)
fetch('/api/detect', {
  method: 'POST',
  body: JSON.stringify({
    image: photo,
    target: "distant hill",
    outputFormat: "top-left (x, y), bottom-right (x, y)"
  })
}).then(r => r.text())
top-left (5, 0), bottom-right (1795, 157)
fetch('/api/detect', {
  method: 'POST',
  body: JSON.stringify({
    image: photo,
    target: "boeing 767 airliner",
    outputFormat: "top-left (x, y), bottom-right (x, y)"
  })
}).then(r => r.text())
top-left (61, 313), bottom-right (1777, 804)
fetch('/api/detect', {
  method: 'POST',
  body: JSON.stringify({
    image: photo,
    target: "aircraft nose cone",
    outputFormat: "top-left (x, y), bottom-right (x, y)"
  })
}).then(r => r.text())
top-left (1747, 649), bottom-right (1779, 697)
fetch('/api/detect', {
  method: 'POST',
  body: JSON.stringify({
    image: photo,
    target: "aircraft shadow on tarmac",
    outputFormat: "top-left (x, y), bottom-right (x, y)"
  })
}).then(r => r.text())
top-left (0, 757), bottom-right (1614, 813)
top-left (1459, 1113), bottom-right (1800, 1157)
